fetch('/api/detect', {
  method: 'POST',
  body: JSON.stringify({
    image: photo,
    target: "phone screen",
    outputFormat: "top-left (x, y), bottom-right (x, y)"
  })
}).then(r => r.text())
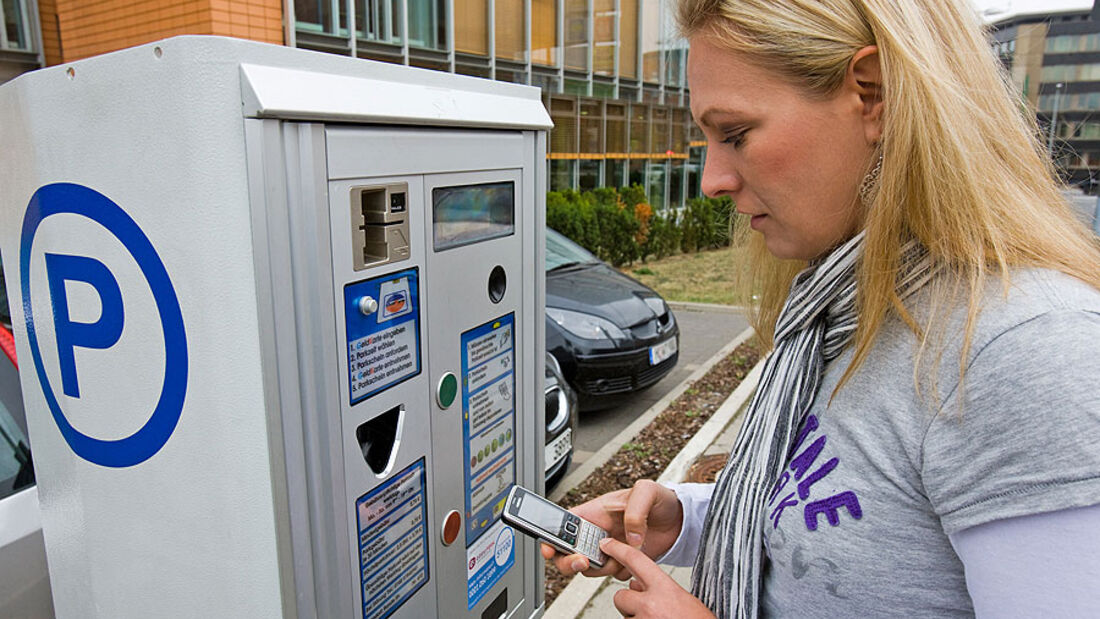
top-left (517, 491), bottom-right (566, 532)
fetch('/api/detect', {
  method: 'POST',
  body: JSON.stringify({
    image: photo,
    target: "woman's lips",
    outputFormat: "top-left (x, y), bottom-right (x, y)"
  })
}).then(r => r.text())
top-left (749, 214), bottom-right (767, 230)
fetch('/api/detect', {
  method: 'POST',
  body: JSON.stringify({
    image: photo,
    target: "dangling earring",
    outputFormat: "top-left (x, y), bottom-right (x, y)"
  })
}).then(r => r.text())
top-left (858, 152), bottom-right (883, 206)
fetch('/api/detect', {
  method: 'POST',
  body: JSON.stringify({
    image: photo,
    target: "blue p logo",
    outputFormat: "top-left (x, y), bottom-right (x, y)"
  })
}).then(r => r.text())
top-left (44, 253), bottom-right (125, 398)
top-left (20, 183), bottom-right (188, 468)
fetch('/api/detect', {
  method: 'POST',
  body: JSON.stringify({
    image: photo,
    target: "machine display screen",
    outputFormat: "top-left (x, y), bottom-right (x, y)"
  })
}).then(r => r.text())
top-left (432, 181), bottom-right (514, 250)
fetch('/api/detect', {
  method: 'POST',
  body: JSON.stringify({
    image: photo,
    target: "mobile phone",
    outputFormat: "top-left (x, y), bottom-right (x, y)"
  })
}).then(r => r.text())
top-left (502, 485), bottom-right (607, 567)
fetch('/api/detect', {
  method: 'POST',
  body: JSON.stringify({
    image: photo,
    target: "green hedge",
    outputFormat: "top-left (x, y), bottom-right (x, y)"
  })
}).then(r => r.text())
top-left (546, 184), bottom-right (734, 266)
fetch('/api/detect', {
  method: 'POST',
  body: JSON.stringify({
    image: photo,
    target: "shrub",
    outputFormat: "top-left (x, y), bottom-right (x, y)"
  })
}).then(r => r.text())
top-left (681, 196), bottom-right (735, 252)
top-left (547, 189), bottom-right (600, 253)
top-left (588, 188), bottom-right (640, 266)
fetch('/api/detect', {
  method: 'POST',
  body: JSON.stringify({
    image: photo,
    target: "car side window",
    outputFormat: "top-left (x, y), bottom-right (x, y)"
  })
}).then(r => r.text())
top-left (0, 256), bottom-right (32, 500)
top-left (0, 256), bottom-right (9, 328)
top-left (0, 403), bottom-right (33, 501)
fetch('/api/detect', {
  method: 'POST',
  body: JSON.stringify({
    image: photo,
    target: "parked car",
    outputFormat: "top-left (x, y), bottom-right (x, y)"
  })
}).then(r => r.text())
top-left (0, 270), bottom-right (55, 617)
top-left (543, 353), bottom-right (578, 491)
top-left (545, 228), bottom-right (679, 411)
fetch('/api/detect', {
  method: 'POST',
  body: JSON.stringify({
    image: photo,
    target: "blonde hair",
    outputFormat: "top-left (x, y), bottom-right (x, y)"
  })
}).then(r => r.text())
top-left (682, 0), bottom-right (1100, 392)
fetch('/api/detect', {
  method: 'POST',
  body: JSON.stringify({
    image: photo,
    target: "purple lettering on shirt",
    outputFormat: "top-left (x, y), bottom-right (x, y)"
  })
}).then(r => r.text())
top-left (789, 435), bottom-right (826, 480)
top-left (797, 457), bottom-right (839, 500)
top-left (771, 492), bottom-right (798, 529)
top-left (803, 491), bottom-right (863, 531)
top-left (768, 471), bottom-right (791, 506)
top-left (788, 415), bottom-right (820, 457)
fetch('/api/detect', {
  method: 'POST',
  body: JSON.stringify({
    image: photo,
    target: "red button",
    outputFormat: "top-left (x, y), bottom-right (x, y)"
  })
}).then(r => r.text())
top-left (442, 510), bottom-right (462, 546)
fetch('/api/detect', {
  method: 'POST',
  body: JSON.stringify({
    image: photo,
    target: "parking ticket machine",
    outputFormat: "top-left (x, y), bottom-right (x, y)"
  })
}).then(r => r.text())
top-left (0, 36), bottom-right (551, 618)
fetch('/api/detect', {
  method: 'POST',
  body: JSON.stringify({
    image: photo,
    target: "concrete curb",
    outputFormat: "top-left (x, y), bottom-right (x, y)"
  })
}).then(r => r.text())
top-left (666, 301), bottom-right (749, 315)
top-left (544, 332), bottom-right (765, 619)
top-left (548, 326), bottom-right (755, 503)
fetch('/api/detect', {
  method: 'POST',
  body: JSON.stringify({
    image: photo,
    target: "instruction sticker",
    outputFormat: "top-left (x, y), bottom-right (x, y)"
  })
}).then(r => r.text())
top-left (466, 520), bottom-right (515, 610)
top-left (356, 459), bottom-right (430, 619)
top-left (460, 314), bottom-right (517, 607)
top-left (345, 268), bottom-right (422, 404)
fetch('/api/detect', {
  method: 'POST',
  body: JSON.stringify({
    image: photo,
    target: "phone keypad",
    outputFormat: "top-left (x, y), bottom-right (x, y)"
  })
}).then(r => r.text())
top-left (575, 521), bottom-right (606, 560)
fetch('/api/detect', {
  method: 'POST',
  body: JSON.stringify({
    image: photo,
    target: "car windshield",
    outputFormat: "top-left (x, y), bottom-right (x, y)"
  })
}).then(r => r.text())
top-left (545, 228), bottom-right (600, 272)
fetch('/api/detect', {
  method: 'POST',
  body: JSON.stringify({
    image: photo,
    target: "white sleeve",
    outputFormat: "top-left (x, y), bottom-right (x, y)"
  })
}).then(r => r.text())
top-left (654, 482), bottom-right (714, 567)
top-left (948, 503), bottom-right (1100, 617)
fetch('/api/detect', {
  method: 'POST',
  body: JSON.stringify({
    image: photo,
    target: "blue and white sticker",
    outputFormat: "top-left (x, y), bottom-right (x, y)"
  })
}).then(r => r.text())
top-left (344, 268), bottom-right (422, 404)
top-left (356, 459), bottom-right (430, 619)
top-left (460, 314), bottom-right (516, 607)
top-left (466, 520), bottom-right (515, 609)
top-left (19, 183), bottom-right (188, 468)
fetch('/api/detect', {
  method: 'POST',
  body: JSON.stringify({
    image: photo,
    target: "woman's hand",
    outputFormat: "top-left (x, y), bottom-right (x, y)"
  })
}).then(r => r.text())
top-left (540, 480), bottom-right (684, 581)
top-left (600, 537), bottom-right (715, 619)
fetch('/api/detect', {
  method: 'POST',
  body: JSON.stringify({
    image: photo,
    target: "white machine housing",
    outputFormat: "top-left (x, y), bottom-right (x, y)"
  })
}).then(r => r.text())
top-left (0, 35), bottom-right (551, 619)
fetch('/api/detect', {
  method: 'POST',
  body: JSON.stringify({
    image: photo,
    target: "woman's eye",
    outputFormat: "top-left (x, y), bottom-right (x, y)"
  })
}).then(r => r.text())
top-left (721, 130), bottom-right (747, 147)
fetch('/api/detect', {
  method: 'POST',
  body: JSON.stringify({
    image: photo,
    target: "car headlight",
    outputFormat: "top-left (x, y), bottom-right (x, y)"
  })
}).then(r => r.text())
top-left (546, 307), bottom-right (626, 341)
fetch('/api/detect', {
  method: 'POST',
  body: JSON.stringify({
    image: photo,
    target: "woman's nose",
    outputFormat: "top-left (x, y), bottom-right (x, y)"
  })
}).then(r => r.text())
top-left (699, 149), bottom-right (742, 198)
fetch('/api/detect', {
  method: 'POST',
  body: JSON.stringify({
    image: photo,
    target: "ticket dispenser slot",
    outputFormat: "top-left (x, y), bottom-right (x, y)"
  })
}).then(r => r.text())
top-left (352, 184), bottom-right (412, 270)
top-left (356, 405), bottom-right (403, 475)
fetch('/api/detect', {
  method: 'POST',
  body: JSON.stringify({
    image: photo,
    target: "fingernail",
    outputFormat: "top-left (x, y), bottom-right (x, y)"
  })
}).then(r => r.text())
top-left (626, 532), bottom-right (643, 547)
top-left (600, 537), bottom-right (612, 548)
top-left (571, 558), bottom-right (588, 572)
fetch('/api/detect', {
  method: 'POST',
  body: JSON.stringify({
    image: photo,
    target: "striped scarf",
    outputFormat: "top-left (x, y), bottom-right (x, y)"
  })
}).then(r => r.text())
top-left (690, 232), bottom-right (933, 617)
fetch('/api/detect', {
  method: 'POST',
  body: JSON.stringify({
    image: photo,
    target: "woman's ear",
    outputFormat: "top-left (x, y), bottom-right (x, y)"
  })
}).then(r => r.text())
top-left (848, 45), bottom-right (883, 144)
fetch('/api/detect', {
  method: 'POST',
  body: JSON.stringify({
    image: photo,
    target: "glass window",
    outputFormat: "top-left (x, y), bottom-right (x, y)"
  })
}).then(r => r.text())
top-left (0, 402), bottom-right (33, 502)
top-left (0, 254), bottom-right (31, 500)
top-left (593, 0), bottom-right (616, 76)
top-left (0, 258), bottom-right (8, 328)
top-left (579, 99), bottom-right (603, 153)
top-left (630, 104), bottom-right (649, 153)
top-left (408, 0), bottom-right (446, 50)
top-left (628, 160), bottom-right (645, 187)
top-left (578, 160), bottom-right (601, 191)
top-left (647, 160), bottom-right (667, 208)
top-left (495, 0), bottom-right (525, 60)
top-left (669, 161), bottom-right (684, 209)
top-left (564, 0), bottom-right (589, 71)
top-left (605, 160), bottom-right (627, 187)
top-left (296, 0), bottom-right (333, 33)
top-left (592, 82), bottom-right (615, 98)
top-left (550, 160), bottom-right (575, 191)
top-left (531, 0), bottom-right (558, 66)
top-left (3, 0), bottom-right (31, 50)
top-left (550, 97), bottom-right (578, 153)
top-left (685, 160), bottom-right (700, 201)
top-left (455, 0), bottom-right (488, 54)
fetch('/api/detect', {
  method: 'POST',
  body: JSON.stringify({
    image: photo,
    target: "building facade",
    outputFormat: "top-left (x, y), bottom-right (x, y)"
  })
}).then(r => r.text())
top-left (990, 0), bottom-right (1100, 191)
top-left (0, 0), bottom-right (702, 209)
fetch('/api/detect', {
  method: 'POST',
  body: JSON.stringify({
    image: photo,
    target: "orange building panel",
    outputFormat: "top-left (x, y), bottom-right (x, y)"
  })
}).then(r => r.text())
top-left (39, 0), bottom-right (284, 65)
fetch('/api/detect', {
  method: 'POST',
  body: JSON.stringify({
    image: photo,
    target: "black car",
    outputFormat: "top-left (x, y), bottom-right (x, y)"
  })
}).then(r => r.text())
top-left (545, 229), bottom-right (679, 411)
top-left (543, 352), bottom-right (578, 491)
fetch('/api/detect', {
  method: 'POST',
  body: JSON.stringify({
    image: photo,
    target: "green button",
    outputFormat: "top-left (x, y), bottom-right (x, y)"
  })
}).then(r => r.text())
top-left (437, 373), bottom-right (458, 409)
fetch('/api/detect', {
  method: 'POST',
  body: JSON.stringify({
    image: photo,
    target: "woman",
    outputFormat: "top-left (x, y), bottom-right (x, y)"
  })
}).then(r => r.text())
top-left (543, 0), bottom-right (1100, 617)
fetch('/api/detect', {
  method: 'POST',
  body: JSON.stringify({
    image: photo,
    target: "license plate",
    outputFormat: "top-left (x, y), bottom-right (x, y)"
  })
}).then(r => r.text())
top-left (544, 428), bottom-right (572, 472)
top-left (649, 336), bottom-right (677, 366)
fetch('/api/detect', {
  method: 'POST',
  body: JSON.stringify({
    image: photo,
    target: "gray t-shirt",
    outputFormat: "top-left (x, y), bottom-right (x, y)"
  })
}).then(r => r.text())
top-left (665, 269), bottom-right (1100, 616)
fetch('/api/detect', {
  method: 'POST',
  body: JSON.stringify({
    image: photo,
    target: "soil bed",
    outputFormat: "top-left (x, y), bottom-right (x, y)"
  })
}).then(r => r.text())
top-left (543, 339), bottom-right (763, 607)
